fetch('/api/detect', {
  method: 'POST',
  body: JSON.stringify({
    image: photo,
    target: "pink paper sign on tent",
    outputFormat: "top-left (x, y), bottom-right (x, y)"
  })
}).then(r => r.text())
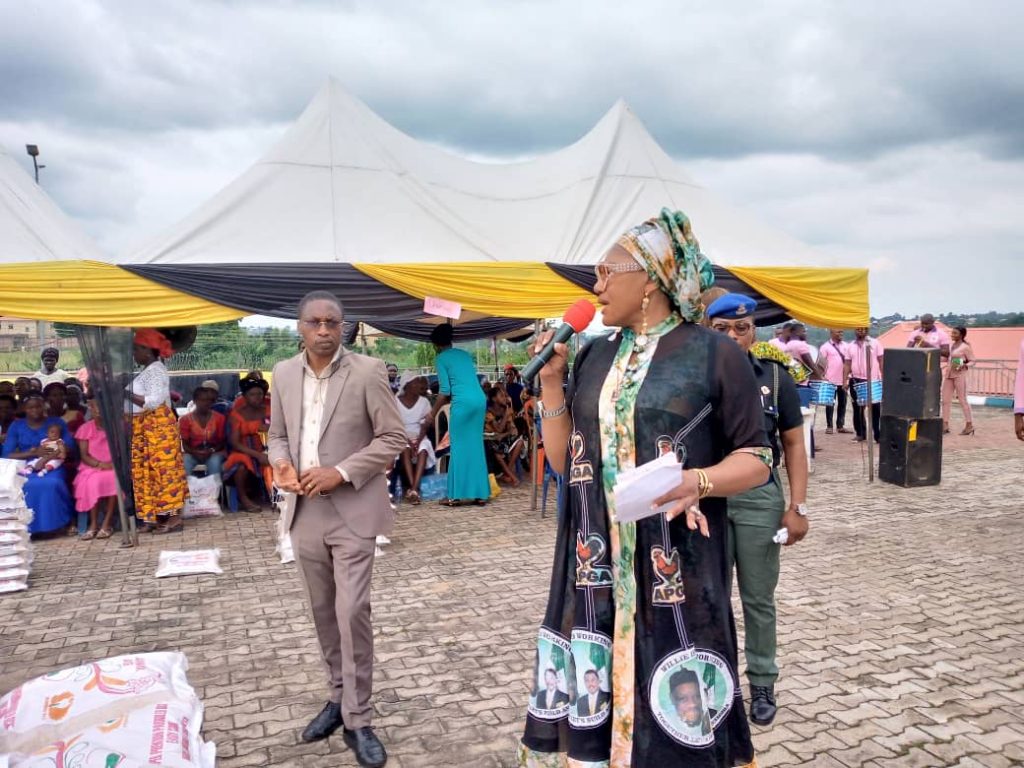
top-left (423, 296), bottom-right (462, 320)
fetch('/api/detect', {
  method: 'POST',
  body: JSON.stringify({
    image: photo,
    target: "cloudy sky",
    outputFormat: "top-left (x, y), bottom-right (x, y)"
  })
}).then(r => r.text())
top-left (1, 0), bottom-right (1021, 317)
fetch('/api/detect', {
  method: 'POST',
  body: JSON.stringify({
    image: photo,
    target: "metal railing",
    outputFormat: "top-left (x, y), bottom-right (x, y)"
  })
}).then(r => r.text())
top-left (966, 359), bottom-right (1018, 397)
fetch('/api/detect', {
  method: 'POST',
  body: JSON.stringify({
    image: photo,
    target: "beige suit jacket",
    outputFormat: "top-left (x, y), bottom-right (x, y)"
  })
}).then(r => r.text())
top-left (268, 350), bottom-right (407, 538)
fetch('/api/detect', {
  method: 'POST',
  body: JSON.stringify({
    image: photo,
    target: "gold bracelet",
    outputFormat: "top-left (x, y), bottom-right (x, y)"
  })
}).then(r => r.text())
top-left (694, 468), bottom-right (714, 499)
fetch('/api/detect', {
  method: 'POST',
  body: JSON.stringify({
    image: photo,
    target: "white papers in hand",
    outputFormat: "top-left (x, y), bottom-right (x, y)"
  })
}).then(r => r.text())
top-left (612, 452), bottom-right (683, 524)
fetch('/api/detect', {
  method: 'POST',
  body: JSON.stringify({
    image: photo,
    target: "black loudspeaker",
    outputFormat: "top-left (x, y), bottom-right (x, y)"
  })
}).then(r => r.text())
top-left (881, 348), bottom-right (942, 419)
top-left (878, 416), bottom-right (943, 487)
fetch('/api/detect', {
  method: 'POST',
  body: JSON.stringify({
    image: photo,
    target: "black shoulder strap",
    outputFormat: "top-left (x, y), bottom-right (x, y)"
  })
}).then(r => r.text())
top-left (772, 360), bottom-right (780, 412)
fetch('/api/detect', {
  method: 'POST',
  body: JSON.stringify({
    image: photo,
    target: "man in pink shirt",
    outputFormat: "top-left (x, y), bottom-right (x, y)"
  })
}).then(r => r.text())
top-left (1014, 339), bottom-right (1024, 442)
top-left (783, 323), bottom-right (824, 380)
top-left (767, 325), bottom-right (789, 355)
top-left (907, 314), bottom-right (951, 359)
top-left (817, 329), bottom-right (850, 434)
top-left (843, 328), bottom-right (884, 442)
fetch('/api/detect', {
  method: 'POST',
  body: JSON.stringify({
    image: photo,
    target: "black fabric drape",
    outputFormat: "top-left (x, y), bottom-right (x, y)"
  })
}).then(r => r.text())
top-left (74, 325), bottom-right (136, 534)
top-left (545, 263), bottom-right (791, 326)
top-left (124, 263), bottom-right (427, 321)
top-left (125, 264), bottom-right (539, 341)
top-left (369, 318), bottom-right (534, 342)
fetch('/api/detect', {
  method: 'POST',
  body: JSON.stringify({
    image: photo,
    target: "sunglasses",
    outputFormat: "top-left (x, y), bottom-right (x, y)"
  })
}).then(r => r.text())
top-left (300, 319), bottom-right (343, 331)
top-left (710, 321), bottom-right (754, 334)
top-left (594, 261), bottom-right (646, 282)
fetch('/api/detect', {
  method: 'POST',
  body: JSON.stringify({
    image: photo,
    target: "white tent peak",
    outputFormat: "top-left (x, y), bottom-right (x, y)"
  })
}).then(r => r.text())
top-left (123, 78), bottom-right (833, 267)
top-left (0, 144), bottom-right (105, 263)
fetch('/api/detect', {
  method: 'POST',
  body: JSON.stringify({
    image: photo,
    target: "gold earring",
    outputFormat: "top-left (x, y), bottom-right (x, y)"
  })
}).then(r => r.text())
top-left (636, 292), bottom-right (651, 350)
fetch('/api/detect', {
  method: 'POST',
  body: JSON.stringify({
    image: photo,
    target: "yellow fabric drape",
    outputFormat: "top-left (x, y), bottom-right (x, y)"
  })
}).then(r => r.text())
top-left (0, 260), bottom-right (869, 328)
top-left (728, 266), bottom-right (870, 328)
top-left (361, 261), bottom-right (869, 327)
top-left (355, 262), bottom-right (598, 319)
top-left (0, 260), bottom-right (245, 326)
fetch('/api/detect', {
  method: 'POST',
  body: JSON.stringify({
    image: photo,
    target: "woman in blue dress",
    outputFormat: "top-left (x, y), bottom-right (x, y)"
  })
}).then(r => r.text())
top-left (425, 323), bottom-right (490, 506)
top-left (2, 393), bottom-right (75, 534)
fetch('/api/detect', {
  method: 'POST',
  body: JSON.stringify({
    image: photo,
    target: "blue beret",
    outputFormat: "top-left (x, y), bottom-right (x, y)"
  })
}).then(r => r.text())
top-left (706, 293), bottom-right (758, 320)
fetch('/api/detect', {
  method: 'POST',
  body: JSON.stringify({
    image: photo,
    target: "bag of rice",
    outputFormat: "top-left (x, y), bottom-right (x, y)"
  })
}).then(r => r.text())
top-left (0, 543), bottom-right (30, 559)
top-left (0, 508), bottom-right (32, 523)
top-left (0, 653), bottom-right (215, 767)
top-left (0, 459), bottom-right (26, 494)
top-left (0, 653), bottom-right (197, 737)
top-left (3, 699), bottom-right (215, 768)
top-left (0, 531), bottom-right (29, 546)
top-left (274, 494), bottom-right (295, 565)
top-left (183, 476), bottom-right (222, 519)
top-left (154, 550), bottom-right (223, 578)
top-left (0, 578), bottom-right (27, 594)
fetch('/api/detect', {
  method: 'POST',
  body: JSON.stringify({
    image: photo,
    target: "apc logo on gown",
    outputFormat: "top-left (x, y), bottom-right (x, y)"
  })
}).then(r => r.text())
top-left (568, 432), bottom-right (594, 486)
top-left (576, 532), bottom-right (612, 587)
top-left (650, 546), bottom-right (686, 605)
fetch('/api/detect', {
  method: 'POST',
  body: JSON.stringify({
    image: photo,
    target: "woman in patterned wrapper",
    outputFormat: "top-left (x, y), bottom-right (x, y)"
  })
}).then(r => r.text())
top-left (127, 328), bottom-right (188, 534)
top-left (517, 209), bottom-right (772, 767)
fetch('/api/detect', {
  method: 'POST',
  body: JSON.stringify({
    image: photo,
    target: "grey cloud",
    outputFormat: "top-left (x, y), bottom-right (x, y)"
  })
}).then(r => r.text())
top-left (1, 0), bottom-right (1020, 316)
top-left (1, 0), bottom-right (1021, 162)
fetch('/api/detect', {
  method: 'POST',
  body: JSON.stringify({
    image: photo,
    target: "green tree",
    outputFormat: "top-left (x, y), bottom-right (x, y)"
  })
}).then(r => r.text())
top-left (413, 343), bottom-right (435, 369)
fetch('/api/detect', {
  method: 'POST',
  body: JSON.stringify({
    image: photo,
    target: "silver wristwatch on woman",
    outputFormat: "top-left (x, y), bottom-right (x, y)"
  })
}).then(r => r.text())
top-left (538, 400), bottom-right (567, 419)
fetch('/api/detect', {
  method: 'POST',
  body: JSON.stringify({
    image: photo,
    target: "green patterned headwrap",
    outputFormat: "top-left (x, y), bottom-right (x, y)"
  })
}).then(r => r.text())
top-left (615, 208), bottom-right (715, 322)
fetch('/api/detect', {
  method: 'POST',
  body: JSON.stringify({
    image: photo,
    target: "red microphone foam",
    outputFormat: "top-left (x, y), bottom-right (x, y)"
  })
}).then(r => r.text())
top-left (563, 299), bottom-right (596, 332)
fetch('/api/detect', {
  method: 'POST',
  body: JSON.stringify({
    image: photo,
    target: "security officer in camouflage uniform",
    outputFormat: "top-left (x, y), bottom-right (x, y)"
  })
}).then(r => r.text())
top-left (706, 293), bottom-right (810, 727)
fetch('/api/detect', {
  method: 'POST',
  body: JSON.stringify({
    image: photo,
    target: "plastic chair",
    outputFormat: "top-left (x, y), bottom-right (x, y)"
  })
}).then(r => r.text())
top-left (540, 457), bottom-right (564, 519)
top-left (225, 472), bottom-right (272, 512)
top-left (534, 408), bottom-right (565, 518)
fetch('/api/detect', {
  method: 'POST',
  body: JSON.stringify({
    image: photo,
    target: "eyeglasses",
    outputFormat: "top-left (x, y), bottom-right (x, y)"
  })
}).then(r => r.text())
top-left (594, 261), bottom-right (646, 282)
top-left (710, 321), bottom-right (753, 334)
top-left (300, 319), bottom-right (343, 331)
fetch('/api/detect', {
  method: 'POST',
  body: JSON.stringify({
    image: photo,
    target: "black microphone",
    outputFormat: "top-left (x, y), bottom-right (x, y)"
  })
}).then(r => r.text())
top-left (522, 299), bottom-right (596, 381)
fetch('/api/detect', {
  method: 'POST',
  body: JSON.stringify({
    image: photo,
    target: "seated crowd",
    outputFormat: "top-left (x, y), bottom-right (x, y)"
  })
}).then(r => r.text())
top-left (0, 342), bottom-right (281, 539)
top-left (0, 341), bottom-right (539, 540)
top-left (384, 363), bottom-right (536, 503)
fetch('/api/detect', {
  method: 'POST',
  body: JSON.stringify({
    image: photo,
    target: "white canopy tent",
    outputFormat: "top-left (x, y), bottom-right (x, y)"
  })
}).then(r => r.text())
top-left (122, 78), bottom-right (830, 268)
top-left (0, 144), bottom-right (104, 263)
top-left (0, 80), bottom-right (866, 330)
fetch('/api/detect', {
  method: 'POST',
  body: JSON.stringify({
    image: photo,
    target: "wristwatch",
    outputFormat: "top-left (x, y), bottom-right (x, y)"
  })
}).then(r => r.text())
top-left (538, 400), bottom-right (567, 419)
top-left (793, 503), bottom-right (808, 517)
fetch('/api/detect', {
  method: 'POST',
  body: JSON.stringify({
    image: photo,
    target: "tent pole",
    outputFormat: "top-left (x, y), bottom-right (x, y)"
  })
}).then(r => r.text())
top-left (530, 319), bottom-right (540, 512)
top-left (866, 342), bottom-right (875, 482)
top-left (117, 484), bottom-right (136, 548)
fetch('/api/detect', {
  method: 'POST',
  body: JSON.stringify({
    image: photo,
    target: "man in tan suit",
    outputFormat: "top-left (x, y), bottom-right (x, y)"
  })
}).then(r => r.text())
top-left (269, 290), bottom-right (406, 768)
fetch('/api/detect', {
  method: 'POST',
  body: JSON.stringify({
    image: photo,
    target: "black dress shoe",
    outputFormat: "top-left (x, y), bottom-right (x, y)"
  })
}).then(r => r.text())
top-left (300, 701), bottom-right (344, 742)
top-left (749, 684), bottom-right (777, 726)
top-left (343, 726), bottom-right (387, 767)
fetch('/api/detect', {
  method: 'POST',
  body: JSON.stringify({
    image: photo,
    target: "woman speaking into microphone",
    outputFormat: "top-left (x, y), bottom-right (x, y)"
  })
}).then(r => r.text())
top-left (517, 209), bottom-right (772, 767)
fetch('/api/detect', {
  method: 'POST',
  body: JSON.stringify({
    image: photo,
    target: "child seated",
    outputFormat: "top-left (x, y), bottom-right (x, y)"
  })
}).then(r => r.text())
top-left (20, 423), bottom-right (67, 477)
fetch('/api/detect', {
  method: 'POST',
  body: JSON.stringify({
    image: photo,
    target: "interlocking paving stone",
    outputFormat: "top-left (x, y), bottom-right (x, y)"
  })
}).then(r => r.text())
top-left (1, 405), bottom-right (1021, 766)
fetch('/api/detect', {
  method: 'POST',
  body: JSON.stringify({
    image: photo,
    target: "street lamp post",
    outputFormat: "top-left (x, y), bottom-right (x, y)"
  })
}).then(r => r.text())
top-left (25, 144), bottom-right (45, 184)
